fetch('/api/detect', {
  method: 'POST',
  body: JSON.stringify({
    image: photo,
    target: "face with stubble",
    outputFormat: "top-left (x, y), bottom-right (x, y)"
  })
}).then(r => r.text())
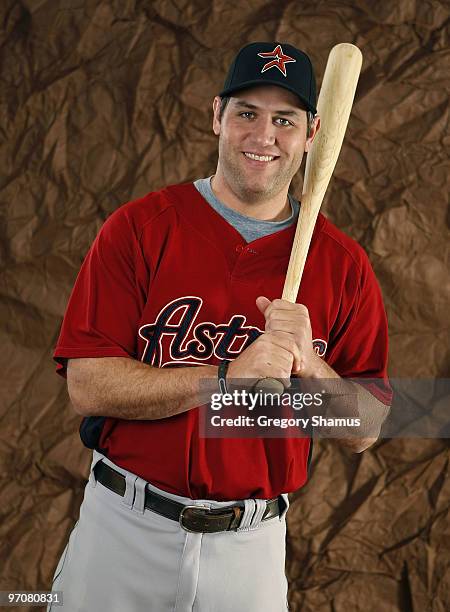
top-left (212, 85), bottom-right (316, 204)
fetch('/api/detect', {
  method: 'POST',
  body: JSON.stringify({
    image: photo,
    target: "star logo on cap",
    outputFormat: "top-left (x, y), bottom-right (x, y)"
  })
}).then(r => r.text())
top-left (257, 45), bottom-right (296, 77)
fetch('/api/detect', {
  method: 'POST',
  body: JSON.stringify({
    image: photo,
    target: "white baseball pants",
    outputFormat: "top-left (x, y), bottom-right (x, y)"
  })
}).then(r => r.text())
top-left (48, 450), bottom-right (290, 611)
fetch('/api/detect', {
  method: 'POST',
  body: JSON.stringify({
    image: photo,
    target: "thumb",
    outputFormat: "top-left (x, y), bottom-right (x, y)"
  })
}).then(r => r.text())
top-left (256, 296), bottom-right (271, 315)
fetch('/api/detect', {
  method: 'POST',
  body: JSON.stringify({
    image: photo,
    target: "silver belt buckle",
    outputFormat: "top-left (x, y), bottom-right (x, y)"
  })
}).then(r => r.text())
top-left (179, 504), bottom-right (211, 532)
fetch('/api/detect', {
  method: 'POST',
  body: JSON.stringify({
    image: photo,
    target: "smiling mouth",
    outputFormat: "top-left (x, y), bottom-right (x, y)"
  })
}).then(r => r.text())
top-left (243, 152), bottom-right (279, 162)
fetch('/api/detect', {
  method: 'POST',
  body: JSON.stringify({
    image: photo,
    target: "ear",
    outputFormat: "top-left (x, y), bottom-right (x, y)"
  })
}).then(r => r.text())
top-left (305, 115), bottom-right (320, 152)
top-left (212, 96), bottom-right (222, 136)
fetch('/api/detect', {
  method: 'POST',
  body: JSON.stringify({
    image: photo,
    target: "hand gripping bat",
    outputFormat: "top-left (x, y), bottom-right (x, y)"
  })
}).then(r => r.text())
top-left (253, 43), bottom-right (363, 394)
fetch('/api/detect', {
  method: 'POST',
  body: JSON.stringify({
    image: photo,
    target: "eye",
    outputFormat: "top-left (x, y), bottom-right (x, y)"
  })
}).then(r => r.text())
top-left (239, 111), bottom-right (255, 119)
top-left (275, 117), bottom-right (292, 126)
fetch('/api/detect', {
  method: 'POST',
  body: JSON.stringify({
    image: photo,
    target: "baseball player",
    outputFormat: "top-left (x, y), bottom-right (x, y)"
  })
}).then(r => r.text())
top-left (48, 42), bottom-right (391, 611)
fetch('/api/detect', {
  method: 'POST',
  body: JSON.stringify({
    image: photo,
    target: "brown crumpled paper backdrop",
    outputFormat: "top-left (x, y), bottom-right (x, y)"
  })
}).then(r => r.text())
top-left (1, 1), bottom-right (449, 611)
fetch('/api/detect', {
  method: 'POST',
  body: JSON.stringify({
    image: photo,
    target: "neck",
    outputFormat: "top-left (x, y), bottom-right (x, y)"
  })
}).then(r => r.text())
top-left (210, 173), bottom-right (291, 222)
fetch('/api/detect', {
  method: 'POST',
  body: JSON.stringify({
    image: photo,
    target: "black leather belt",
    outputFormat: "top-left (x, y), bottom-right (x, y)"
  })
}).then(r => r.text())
top-left (94, 461), bottom-right (283, 533)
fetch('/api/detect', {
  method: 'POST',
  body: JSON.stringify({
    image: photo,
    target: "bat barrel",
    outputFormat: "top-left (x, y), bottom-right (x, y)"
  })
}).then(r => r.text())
top-left (283, 43), bottom-right (362, 303)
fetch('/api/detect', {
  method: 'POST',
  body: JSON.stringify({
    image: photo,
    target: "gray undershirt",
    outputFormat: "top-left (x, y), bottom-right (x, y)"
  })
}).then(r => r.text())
top-left (193, 176), bottom-right (299, 243)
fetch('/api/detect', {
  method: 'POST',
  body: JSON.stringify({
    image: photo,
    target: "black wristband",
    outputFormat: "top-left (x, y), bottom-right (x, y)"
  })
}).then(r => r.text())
top-left (218, 359), bottom-right (230, 395)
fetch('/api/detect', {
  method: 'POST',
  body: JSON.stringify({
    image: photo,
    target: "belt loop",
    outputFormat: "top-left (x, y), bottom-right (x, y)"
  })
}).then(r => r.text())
top-left (248, 499), bottom-right (266, 530)
top-left (88, 450), bottom-right (105, 488)
top-left (122, 472), bottom-right (138, 508)
top-left (237, 499), bottom-right (256, 532)
top-left (131, 477), bottom-right (147, 514)
top-left (279, 494), bottom-right (290, 521)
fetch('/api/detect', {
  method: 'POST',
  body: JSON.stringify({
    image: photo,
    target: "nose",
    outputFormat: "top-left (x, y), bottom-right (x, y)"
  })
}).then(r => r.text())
top-left (250, 115), bottom-right (276, 147)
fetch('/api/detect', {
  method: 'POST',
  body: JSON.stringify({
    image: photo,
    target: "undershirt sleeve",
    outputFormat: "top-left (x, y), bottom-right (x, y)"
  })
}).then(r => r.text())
top-left (327, 252), bottom-right (392, 405)
top-left (53, 207), bottom-right (149, 378)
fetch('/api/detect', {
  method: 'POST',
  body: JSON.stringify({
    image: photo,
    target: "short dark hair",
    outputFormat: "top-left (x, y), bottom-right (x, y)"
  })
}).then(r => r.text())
top-left (219, 96), bottom-right (315, 136)
top-left (219, 96), bottom-right (231, 120)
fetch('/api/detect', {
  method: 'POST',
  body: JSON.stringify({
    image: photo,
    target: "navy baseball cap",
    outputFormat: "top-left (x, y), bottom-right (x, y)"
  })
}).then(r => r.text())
top-left (219, 42), bottom-right (317, 115)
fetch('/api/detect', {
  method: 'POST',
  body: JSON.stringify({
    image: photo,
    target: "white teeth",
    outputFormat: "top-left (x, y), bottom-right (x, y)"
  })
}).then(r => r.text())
top-left (244, 152), bottom-right (275, 162)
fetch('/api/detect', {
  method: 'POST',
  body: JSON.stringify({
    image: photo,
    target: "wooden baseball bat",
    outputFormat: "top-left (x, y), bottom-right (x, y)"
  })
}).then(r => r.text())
top-left (253, 43), bottom-right (363, 394)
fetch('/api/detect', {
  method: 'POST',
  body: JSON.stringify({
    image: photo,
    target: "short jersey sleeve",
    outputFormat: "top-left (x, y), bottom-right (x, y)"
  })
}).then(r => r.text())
top-left (327, 250), bottom-right (392, 405)
top-left (54, 206), bottom-right (150, 377)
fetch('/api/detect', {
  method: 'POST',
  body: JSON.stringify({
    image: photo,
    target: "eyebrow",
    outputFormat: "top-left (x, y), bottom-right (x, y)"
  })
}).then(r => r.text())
top-left (233, 100), bottom-right (302, 117)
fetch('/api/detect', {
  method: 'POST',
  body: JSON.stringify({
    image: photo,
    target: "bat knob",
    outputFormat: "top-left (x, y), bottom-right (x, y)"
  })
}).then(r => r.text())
top-left (252, 377), bottom-right (286, 395)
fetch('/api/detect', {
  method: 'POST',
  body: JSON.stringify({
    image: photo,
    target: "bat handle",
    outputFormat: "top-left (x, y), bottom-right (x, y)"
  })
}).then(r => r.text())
top-left (252, 377), bottom-right (287, 395)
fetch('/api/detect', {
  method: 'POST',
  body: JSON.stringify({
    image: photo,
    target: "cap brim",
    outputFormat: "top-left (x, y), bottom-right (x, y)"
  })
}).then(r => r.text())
top-left (219, 80), bottom-right (317, 115)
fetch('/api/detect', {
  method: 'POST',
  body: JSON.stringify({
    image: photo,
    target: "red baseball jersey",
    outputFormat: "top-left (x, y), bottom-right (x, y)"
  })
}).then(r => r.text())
top-left (54, 182), bottom-right (390, 500)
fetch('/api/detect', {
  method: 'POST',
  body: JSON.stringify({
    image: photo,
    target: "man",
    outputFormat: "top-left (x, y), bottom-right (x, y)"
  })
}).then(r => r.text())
top-left (49, 42), bottom-right (391, 611)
